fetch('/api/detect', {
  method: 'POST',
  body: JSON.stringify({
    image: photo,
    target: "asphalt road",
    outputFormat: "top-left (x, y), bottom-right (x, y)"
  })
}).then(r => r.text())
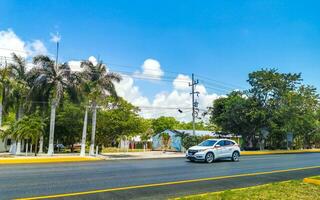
top-left (1, 153), bottom-right (320, 200)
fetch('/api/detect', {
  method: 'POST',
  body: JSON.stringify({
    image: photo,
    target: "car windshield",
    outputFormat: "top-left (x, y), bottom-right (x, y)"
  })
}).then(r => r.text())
top-left (198, 140), bottom-right (217, 147)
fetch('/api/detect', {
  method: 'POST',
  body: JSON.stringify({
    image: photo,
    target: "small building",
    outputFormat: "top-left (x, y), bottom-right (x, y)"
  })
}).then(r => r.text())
top-left (0, 138), bottom-right (12, 152)
top-left (0, 126), bottom-right (12, 152)
top-left (152, 129), bottom-right (240, 152)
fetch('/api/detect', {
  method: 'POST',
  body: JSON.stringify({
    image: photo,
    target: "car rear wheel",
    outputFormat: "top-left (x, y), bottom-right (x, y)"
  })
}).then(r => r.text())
top-left (205, 152), bottom-right (214, 163)
top-left (231, 151), bottom-right (240, 162)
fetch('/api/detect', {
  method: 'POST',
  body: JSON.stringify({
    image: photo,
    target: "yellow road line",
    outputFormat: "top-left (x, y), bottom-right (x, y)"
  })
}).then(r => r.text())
top-left (15, 165), bottom-right (320, 200)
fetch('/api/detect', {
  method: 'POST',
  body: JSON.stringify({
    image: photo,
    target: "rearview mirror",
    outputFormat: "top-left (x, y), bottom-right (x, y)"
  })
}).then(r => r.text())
top-left (215, 144), bottom-right (221, 147)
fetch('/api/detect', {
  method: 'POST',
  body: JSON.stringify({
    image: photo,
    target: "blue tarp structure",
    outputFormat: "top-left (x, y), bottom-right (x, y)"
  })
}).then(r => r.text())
top-left (152, 129), bottom-right (240, 152)
top-left (152, 129), bottom-right (217, 151)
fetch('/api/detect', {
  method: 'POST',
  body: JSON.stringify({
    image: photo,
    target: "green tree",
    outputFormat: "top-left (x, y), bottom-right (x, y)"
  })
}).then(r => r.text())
top-left (0, 62), bottom-right (11, 127)
top-left (210, 91), bottom-right (262, 148)
top-left (139, 119), bottom-right (154, 150)
top-left (55, 102), bottom-right (83, 152)
top-left (0, 113), bottom-right (45, 156)
top-left (151, 116), bottom-right (179, 134)
top-left (8, 53), bottom-right (31, 154)
top-left (95, 97), bottom-right (146, 148)
top-left (210, 69), bottom-right (320, 150)
top-left (31, 55), bottom-right (80, 155)
top-left (80, 60), bottom-right (121, 155)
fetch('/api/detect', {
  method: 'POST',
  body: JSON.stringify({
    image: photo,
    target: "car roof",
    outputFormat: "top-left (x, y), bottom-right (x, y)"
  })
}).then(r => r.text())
top-left (207, 138), bottom-right (237, 143)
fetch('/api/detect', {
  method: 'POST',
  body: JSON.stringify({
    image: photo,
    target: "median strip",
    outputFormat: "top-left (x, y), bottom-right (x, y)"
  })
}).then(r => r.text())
top-left (15, 165), bottom-right (320, 200)
top-left (172, 179), bottom-right (320, 200)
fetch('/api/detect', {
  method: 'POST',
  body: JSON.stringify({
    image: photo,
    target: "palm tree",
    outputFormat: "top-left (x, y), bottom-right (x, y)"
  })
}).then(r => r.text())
top-left (26, 66), bottom-right (51, 154)
top-left (32, 55), bottom-right (80, 155)
top-left (0, 62), bottom-right (11, 128)
top-left (80, 60), bottom-right (121, 156)
top-left (0, 114), bottom-right (45, 156)
top-left (16, 114), bottom-right (45, 156)
top-left (8, 53), bottom-right (30, 154)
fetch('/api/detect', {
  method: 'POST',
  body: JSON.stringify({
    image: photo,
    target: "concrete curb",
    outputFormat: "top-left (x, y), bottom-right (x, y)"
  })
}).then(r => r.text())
top-left (303, 178), bottom-right (320, 185)
top-left (0, 156), bottom-right (101, 164)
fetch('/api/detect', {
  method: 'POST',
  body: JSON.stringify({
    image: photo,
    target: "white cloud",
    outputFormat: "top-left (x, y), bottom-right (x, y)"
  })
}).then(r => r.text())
top-left (0, 29), bottom-right (219, 122)
top-left (114, 75), bottom-right (151, 107)
top-left (0, 29), bottom-right (47, 60)
top-left (68, 56), bottom-right (99, 72)
top-left (0, 29), bottom-right (28, 58)
top-left (114, 72), bottom-right (221, 122)
top-left (68, 60), bottom-right (82, 72)
top-left (173, 74), bottom-right (191, 91)
top-left (136, 58), bottom-right (164, 80)
top-left (88, 56), bottom-right (98, 66)
top-left (50, 32), bottom-right (61, 43)
top-left (26, 40), bottom-right (48, 56)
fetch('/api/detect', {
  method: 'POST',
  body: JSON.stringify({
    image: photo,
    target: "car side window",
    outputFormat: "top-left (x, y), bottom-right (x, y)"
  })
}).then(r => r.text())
top-left (217, 140), bottom-right (225, 146)
top-left (225, 140), bottom-right (232, 146)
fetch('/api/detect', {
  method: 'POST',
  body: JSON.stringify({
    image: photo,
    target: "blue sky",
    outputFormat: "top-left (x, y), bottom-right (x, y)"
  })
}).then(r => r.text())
top-left (1, 0), bottom-right (320, 120)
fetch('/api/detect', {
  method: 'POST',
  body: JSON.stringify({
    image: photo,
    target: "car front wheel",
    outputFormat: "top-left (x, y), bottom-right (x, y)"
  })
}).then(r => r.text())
top-left (231, 151), bottom-right (240, 162)
top-left (205, 152), bottom-right (214, 163)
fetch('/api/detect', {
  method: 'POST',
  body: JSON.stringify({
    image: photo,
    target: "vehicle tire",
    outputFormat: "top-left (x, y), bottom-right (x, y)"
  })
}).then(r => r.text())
top-left (231, 151), bottom-right (240, 162)
top-left (205, 152), bottom-right (214, 163)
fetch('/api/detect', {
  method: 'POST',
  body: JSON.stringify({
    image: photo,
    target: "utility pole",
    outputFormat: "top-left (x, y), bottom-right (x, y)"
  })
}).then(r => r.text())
top-left (55, 41), bottom-right (59, 69)
top-left (189, 73), bottom-right (199, 135)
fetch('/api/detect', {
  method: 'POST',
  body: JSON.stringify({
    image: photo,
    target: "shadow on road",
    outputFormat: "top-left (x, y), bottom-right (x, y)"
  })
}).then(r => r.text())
top-left (186, 158), bottom-right (234, 164)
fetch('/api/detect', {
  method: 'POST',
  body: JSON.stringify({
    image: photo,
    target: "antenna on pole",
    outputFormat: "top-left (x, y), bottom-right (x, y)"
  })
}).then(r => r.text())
top-left (189, 73), bottom-right (199, 135)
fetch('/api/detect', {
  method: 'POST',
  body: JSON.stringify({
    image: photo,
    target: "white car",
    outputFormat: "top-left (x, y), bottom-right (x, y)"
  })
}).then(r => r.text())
top-left (186, 139), bottom-right (241, 163)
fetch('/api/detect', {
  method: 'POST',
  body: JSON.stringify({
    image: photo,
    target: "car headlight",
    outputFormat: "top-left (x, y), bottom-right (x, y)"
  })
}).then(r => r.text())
top-left (197, 149), bottom-right (207, 152)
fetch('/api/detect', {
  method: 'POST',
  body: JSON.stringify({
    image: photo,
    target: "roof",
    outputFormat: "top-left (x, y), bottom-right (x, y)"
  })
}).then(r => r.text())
top-left (175, 130), bottom-right (215, 137)
top-left (160, 129), bottom-right (241, 138)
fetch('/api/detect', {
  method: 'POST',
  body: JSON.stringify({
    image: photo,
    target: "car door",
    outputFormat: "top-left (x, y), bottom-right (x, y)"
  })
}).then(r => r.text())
top-left (215, 140), bottom-right (227, 158)
top-left (224, 140), bottom-right (234, 158)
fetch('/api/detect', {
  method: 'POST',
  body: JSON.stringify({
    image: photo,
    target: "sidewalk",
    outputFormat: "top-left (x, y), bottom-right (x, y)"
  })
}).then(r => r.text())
top-left (100, 149), bottom-right (320, 160)
top-left (99, 151), bottom-right (184, 160)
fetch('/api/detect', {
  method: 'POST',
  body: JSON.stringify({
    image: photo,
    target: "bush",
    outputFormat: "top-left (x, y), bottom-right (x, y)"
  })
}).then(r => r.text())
top-left (182, 135), bottom-right (203, 149)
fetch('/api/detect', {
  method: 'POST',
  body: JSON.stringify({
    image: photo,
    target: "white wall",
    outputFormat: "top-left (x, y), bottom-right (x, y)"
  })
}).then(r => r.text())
top-left (0, 140), bottom-right (7, 152)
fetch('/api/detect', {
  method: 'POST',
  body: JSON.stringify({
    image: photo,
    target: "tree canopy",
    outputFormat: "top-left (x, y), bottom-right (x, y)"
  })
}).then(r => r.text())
top-left (210, 69), bottom-right (320, 149)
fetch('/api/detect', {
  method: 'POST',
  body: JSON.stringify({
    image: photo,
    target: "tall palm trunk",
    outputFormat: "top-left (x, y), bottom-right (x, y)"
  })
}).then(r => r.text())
top-left (15, 103), bottom-right (23, 155)
top-left (38, 109), bottom-right (46, 154)
top-left (34, 138), bottom-right (38, 156)
top-left (38, 136), bottom-right (44, 154)
top-left (89, 103), bottom-right (97, 156)
top-left (0, 103), bottom-right (2, 128)
top-left (80, 107), bottom-right (88, 157)
top-left (47, 100), bottom-right (57, 155)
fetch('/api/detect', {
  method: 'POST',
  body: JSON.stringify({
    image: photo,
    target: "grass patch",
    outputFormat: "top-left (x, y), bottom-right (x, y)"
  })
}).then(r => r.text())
top-left (311, 176), bottom-right (320, 180)
top-left (175, 180), bottom-right (320, 200)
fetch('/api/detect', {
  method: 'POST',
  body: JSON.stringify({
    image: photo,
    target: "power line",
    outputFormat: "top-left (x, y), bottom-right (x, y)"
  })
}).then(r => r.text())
top-left (0, 47), bottom-right (27, 53)
top-left (195, 73), bottom-right (246, 90)
top-left (0, 55), bottom-right (244, 96)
